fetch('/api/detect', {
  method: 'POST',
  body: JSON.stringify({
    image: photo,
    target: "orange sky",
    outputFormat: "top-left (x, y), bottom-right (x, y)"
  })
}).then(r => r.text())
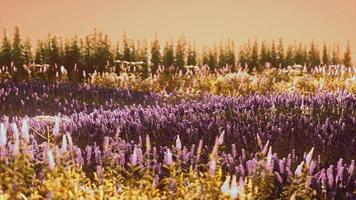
top-left (0, 0), bottom-right (355, 56)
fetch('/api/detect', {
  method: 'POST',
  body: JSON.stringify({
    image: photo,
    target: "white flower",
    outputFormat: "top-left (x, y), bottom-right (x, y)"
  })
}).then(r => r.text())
top-left (305, 147), bottom-right (314, 166)
top-left (221, 175), bottom-right (231, 194)
top-left (164, 149), bottom-right (173, 165)
top-left (21, 118), bottom-right (30, 143)
top-left (176, 135), bottom-right (182, 150)
top-left (230, 175), bottom-right (239, 199)
top-left (145, 135), bottom-right (151, 152)
top-left (47, 149), bottom-right (56, 170)
top-left (208, 159), bottom-right (216, 176)
top-left (0, 123), bottom-right (7, 146)
top-left (52, 115), bottom-right (61, 136)
top-left (217, 131), bottom-right (225, 145)
top-left (266, 147), bottom-right (273, 170)
top-left (131, 147), bottom-right (138, 166)
top-left (295, 161), bottom-right (304, 177)
top-left (61, 135), bottom-right (68, 153)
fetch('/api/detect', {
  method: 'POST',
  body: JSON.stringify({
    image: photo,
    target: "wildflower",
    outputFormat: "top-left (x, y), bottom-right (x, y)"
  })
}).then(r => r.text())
top-left (217, 131), bottom-right (225, 145)
top-left (131, 147), bottom-right (138, 166)
top-left (61, 135), bottom-right (67, 153)
top-left (305, 147), bottom-right (314, 166)
top-left (10, 123), bottom-right (20, 154)
top-left (52, 115), bottom-right (61, 136)
top-left (295, 161), bottom-right (304, 177)
top-left (261, 140), bottom-right (269, 156)
top-left (21, 117), bottom-right (30, 143)
top-left (145, 134), bottom-right (151, 152)
top-left (266, 147), bottom-right (273, 171)
top-left (230, 175), bottom-right (239, 199)
top-left (221, 175), bottom-right (231, 194)
top-left (0, 123), bottom-right (7, 146)
top-left (208, 159), bottom-right (216, 176)
top-left (176, 135), bottom-right (182, 150)
top-left (164, 149), bottom-right (173, 165)
top-left (47, 149), bottom-right (56, 170)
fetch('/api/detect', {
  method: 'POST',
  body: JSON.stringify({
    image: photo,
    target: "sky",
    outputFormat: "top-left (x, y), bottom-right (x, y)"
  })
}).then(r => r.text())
top-left (0, 0), bottom-right (355, 56)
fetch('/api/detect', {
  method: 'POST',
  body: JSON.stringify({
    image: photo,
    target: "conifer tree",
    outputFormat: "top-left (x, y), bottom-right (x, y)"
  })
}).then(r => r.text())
top-left (65, 36), bottom-right (81, 80)
top-left (331, 44), bottom-right (340, 65)
top-left (22, 37), bottom-right (32, 65)
top-left (175, 37), bottom-right (186, 72)
top-left (12, 26), bottom-right (23, 67)
top-left (122, 33), bottom-right (132, 62)
top-left (270, 40), bottom-right (278, 67)
top-left (343, 41), bottom-right (352, 67)
top-left (322, 43), bottom-right (330, 65)
top-left (250, 39), bottom-right (259, 70)
top-left (186, 43), bottom-right (197, 66)
top-left (150, 34), bottom-right (161, 74)
top-left (207, 47), bottom-right (218, 71)
top-left (49, 35), bottom-right (60, 65)
top-left (218, 41), bottom-right (227, 68)
top-left (302, 45), bottom-right (308, 66)
top-left (225, 39), bottom-right (236, 69)
top-left (285, 45), bottom-right (294, 67)
top-left (308, 40), bottom-right (320, 68)
top-left (0, 28), bottom-right (12, 66)
top-left (138, 39), bottom-right (149, 77)
top-left (259, 41), bottom-right (268, 68)
top-left (277, 38), bottom-right (284, 68)
top-left (35, 40), bottom-right (44, 64)
top-left (238, 45), bottom-right (247, 68)
top-left (162, 40), bottom-right (174, 71)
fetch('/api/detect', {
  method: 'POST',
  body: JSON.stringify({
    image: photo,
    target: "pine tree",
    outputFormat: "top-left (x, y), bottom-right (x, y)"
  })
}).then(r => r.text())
top-left (322, 43), bottom-right (330, 65)
top-left (225, 39), bottom-right (236, 70)
top-left (175, 37), bottom-right (186, 72)
top-left (250, 39), bottom-right (259, 70)
top-left (150, 34), bottom-right (161, 74)
top-left (277, 38), bottom-right (285, 68)
top-left (285, 45), bottom-right (294, 67)
top-left (218, 41), bottom-right (227, 68)
top-left (22, 37), bottom-right (32, 65)
top-left (49, 35), bottom-right (60, 65)
top-left (270, 40), bottom-right (278, 68)
top-left (122, 33), bottom-right (132, 62)
top-left (343, 41), bottom-right (352, 67)
top-left (207, 47), bottom-right (218, 71)
top-left (0, 28), bottom-right (12, 66)
top-left (65, 36), bottom-right (81, 80)
top-left (12, 26), bottom-right (23, 67)
top-left (138, 39), bottom-right (149, 77)
top-left (162, 40), bottom-right (174, 71)
top-left (186, 43), bottom-right (197, 66)
top-left (294, 43), bottom-right (303, 65)
top-left (331, 44), bottom-right (340, 65)
top-left (308, 40), bottom-right (320, 68)
top-left (238, 45), bottom-right (247, 68)
top-left (259, 41), bottom-right (268, 68)
top-left (35, 40), bottom-right (44, 64)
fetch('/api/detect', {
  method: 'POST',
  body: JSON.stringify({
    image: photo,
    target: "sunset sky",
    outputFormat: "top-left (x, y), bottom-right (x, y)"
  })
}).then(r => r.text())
top-left (0, 0), bottom-right (355, 55)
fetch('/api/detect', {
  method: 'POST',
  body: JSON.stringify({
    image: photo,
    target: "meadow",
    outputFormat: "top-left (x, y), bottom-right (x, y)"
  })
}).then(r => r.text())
top-left (0, 63), bottom-right (355, 199)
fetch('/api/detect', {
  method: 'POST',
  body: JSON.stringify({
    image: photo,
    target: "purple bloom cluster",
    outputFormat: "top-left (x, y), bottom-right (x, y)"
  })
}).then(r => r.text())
top-left (1, 90), bottom-right (355, 198)
top-left (58, 92), bottom-right (356, 164)
top-left (0, 81), bottom-right (162, 117)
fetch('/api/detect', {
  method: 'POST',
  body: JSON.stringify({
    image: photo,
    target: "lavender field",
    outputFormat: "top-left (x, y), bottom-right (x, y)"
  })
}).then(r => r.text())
top-left (0, 1), bottom-right (355, 194)
top-left (0, 63), bottom-right (355, 199)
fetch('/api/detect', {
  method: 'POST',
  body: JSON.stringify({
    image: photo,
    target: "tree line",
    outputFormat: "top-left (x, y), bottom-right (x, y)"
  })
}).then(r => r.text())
top-left (0, 26), bottom-right (353, 80)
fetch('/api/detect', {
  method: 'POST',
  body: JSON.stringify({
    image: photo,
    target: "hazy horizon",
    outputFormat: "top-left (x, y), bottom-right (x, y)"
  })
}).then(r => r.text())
top-left (0, 0), bottom-right (355, 55)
